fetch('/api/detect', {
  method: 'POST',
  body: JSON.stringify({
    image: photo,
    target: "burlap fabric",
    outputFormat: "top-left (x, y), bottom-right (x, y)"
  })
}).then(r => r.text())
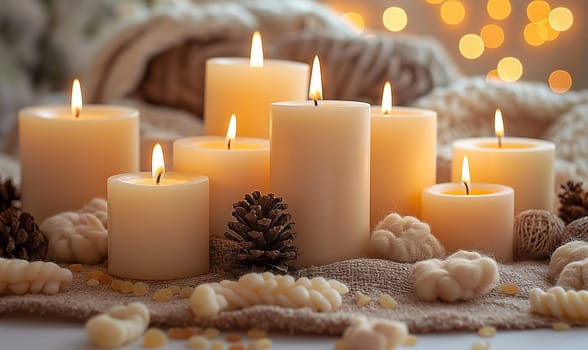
top-left (1, 239), bottom-right (584, 335)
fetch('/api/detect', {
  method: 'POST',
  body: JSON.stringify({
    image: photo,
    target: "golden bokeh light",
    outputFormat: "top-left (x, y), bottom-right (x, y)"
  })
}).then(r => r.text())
top-left (342, 12), bottom-right (365, 33)
top-left (486, 69), bottom-right (501, 81)
top-left (524, 22), bottom-right (547, 46)
top-left (426, 0), bottom-right (444, 4)
top-left (497, 57), bottom-right (523, 82)
top-left (480, 24), bottom-right (504, 48)
top-left (487, 0), bottom-right (511, 21)
top-left (549, 7), bottom-right (573, 32)
top-left (459, 34), bottom-right (485, 59)
top-left (383, 6), bottom-right (408, 32)
top-left (549, 70), bottom-right (572, 93)
top-left (540, 19), bottom-right (560, 41)
top-left (527, 1), bottom-right (551, 22)
top-left (440, 1), bottom-right (465, 25)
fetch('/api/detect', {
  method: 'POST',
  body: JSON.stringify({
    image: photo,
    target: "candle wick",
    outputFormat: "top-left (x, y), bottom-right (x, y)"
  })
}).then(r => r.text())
top-left (313, 99), bottom-right (318, 107)
top-left (74, 108), bottom-right (80, 119)
top-left (498, 136), bottom-right (502, 148)
top-left (156, 172), bottom-right (162, 185)
top-left (227, 139), bottom-right (232, 150)
top-left (463, 181), bottom-right (470, 195)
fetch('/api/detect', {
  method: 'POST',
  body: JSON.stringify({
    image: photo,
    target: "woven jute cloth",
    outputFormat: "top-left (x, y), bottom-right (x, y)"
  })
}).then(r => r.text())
top-left (1, 239), bottom-right (584, 335)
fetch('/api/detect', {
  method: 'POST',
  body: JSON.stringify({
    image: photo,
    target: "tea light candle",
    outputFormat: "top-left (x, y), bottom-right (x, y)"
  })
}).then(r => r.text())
top-left (19, 80), bottom-right (139, 221)
top-left (421, 156), bottom-right (514, 262)
top-left (451, 109), bottom-right (555, 214)
top-left (370, 82), bottom-right (436, 226)
top-left (270, 56), bottom-right (370, 267)
top-left (108, 144), bottom-right (209, 280)
top-left (174, 115), bottom-right (269, 235)
top-left (204, 31), bottom-right (309, 138)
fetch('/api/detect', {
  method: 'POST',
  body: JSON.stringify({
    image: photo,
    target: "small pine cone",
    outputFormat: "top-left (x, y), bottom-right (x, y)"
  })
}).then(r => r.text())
top-left (0, 178), bottom-right (20, 211)
top-left (558, 181), bottom-right (588, 224)
top-left (0, 208), bottom-right (48, 261)
top-left (224, 191), bottom-right (297, 273)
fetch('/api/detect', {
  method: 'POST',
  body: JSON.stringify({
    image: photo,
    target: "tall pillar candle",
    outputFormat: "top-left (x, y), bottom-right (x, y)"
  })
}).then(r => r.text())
top-left (270, 56), bottom-right (370, 267)
top-left (108, 145), bottom-right (209, 280)
top-left (204, 32), bottom-right (308, 138)
top-left (19, 81), bottom-right (139, 221)
top-left (174, 117), bottom-right (269, 235)
top-left (370, 82), bottom-right (436, 227)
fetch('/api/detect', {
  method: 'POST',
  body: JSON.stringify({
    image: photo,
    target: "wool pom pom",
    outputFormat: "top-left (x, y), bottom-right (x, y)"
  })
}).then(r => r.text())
top-left (411, 250), bottom-right (499, 302)
top-left (370, 213), bottom-right (445, 263)
top-left (85, 302), bottom-right (150, 348)
top-left (548, 241), bottom-right (588, 281)
top-left (560, 217), bottom-right (588, 245)
top-left (41, 199), bottom-right (108, 264)
top-left (340, 317), bottom-right (408, 350)
top-left (513, 209), bottom-right (565, 260)
top-left (557, 257), bottom-right (588, 290)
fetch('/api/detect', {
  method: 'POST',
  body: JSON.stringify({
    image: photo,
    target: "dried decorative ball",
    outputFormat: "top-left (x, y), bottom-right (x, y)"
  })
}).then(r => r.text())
top-left (560, 217), bottom-right (588, 245)
top-left (143, 328), bottom-right (168, 348)
top-left (513, 209), bottom-right (565, 260)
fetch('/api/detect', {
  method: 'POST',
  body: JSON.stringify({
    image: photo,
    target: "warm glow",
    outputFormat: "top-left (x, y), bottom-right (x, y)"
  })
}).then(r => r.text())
top-left (541, 19), bottom-right (560, 41)
top-left (549, 7), bottom-right (573, 32)
top-left (527, 1), bottom-right (551, 22)
top-left (440, 1), bottom-right (465, 25)
top-left (381, 81), bottom-right (392, 114)
top-left (524, 22), bottom-right (547, 46)
top-left (383, 6), bottom-right (407, 32)
top-left (486, 69), bottom-right (501, 81)
top-left (309, 55), bottom-right (323, 102)
top-left (152, 143), bottom-right (165, 184)
top-left (549, 70), bottom-right (572, 93)
top-left (226, 114), bottom-right (237, 149)
top-left (342, 12), bottom-right (365, 33)
top-left (250, 31), bottom-right (264, 67)
top-left (494, 109), bottom-right (504, 138)
top-left (480, 24), bottom-right (504, 49)
top-left (459, 34), bottom-right (484, 59)
top-left (487, 0), bottom-right (511, 20)
top-left (461, 156), bottom-right (471, 195)
top-left (497, 57), bottom-right (523, 82)
top-left (426, 0), bottom-right (444, 3)
top-left (71, 79), bottom-right (82, 118)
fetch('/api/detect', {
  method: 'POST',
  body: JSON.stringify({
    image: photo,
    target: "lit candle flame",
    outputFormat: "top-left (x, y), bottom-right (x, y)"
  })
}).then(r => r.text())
top-left (381, 81), bottom-right (392, 114)
top-left (152, 143), bottom-right (165, 185)
top-left (309, 55), bottom-right (323, 106)
top-left (71, 79), bottom-right (82, 119)
top-left (461, 156), bottom-right (471, 195)
top-left (226, 114), bottom-right (237, 150)
top-left (249, 31), bottom-right (264, 67)
top-left (494, 109), bottom-right (504, 148)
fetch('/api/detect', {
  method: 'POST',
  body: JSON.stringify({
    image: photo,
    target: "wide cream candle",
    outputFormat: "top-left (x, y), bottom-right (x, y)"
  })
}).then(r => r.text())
top-left (422, 157), bottom-right (514, 262)
top-left (451, 110), bottom-right (555, 214)
top-left (108, 145), bottom-right (209, 280)
top-left (370, 82), bottom-right (436, 227)
top-left (204, 32), bottom-right (308, 138)
top-left (19, 80), bottom-right (139, 222)
top-left (270, 56), bottom-right (370, 267)
top-left (174, 115), bottom-right (269, 235)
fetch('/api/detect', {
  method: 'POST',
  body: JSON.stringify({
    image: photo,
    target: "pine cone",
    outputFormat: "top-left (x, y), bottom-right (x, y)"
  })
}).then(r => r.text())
top-left (0, 208), bottom-right (48, 261)
top-left (558, 181), bottom-right (588, 224)
top-left (0, 178), bottom-right (20, 211)
top-left (224, 191), bottom-right (297, 273)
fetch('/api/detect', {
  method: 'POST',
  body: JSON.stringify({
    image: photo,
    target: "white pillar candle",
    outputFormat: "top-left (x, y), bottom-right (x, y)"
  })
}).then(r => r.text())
top-left (19, 80), bottom-right (139, 222)
top-left (370, 82), bottom-right (436, 227)
top-left (173, 117), bottom-right (269, 235)
top-left (204, 31), bottom-right (308, 138)
top-left (421, 157), bottom-right (514, 262)
top-left (108, 145), bottom-right (209, 280)
top-left (451, 110), bottom-right (555, 214)
top-left (270, 56), bottom-right (370, 267)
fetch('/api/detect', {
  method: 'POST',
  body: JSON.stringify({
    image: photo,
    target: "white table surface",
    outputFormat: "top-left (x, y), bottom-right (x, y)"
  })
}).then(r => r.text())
top-left (1, 312), bottom-right (586, 349)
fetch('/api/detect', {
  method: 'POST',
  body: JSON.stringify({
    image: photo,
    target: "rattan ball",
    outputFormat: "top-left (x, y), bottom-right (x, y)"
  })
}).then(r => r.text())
top-left (560, 216), bottom-right (588, 245)
top-left (513, 209), bottom-right (565, 260)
